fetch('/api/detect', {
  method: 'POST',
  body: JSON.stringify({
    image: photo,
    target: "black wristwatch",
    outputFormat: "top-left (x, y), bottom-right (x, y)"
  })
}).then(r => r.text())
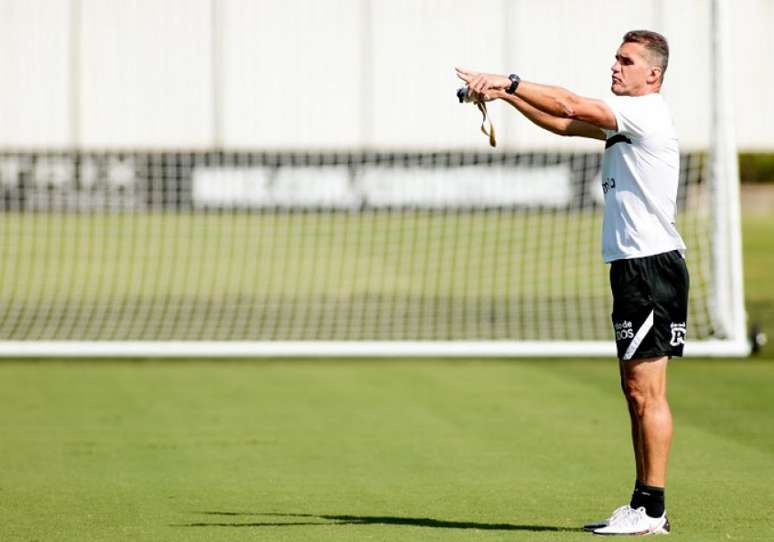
top-left (506, 73), bottom-right (521, 95)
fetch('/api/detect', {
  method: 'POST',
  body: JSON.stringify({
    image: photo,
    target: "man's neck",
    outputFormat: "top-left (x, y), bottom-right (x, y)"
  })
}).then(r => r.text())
top-left (623, 85), bottom-right (661, 97)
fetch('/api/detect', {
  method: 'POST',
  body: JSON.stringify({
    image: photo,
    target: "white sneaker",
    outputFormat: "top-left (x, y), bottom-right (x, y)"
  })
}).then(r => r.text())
top-left (583, 505), bottom-right (631, 532)
top-left (593, 506), bottom-right (670, 536)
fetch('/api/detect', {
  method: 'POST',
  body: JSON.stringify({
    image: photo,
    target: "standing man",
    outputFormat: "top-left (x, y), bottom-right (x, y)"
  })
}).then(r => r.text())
top-left (456, 30), bottom-right (688, 536)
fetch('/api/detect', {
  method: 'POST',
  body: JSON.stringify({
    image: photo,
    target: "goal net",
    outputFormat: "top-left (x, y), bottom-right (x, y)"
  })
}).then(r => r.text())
top-left (0, 0), bottom-right (747, 356)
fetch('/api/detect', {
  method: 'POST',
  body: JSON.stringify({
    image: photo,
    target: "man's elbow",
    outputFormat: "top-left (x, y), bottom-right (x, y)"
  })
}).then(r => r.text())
top-left (557, 95), bottom-right (581, 119)
top-left (551, 118), bottom-right (573, 136)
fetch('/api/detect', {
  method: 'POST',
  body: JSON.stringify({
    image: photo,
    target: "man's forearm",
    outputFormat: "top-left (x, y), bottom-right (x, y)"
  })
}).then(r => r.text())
top-left (496, 90), bottom-right (606, 140)
top-left (513, 81), bottom-right (582, 119)
top-left (495, 90), bottom-right (570, 135)
top-left (456, 67), bottom-right (615, 130)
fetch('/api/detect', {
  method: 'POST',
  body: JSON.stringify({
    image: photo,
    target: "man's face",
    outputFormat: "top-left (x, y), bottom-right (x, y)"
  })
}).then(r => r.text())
top-left (610, 41), bottom-right (659, 96)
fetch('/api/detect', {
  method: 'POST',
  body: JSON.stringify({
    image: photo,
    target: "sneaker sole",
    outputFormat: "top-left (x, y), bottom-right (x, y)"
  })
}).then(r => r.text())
top-left (592, 518), bottom-right (671, 536)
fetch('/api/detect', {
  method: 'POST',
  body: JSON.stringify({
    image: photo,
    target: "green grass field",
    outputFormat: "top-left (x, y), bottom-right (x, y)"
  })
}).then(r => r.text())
top-left (0, 215), bottom-right (772, 541)
top-left (0, 210), bottom-right (614, 341)
top-left (0, 209), bottom-right (715, 341)
top-left (1, 358), bottom-right (773, 541)
top-left (742, 215), bottom-right (774, 356)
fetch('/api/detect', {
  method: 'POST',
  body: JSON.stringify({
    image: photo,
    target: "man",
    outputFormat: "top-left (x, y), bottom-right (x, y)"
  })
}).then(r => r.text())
top-left (456, 30), bottom-right (688, 536)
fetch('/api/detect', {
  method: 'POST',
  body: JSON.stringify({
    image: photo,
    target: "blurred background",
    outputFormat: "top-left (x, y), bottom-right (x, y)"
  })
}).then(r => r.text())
top-left (0, 0), bottom-right (770, 352)
top-left (1, 3), bottom-right (773, 541)
top-left (2, 0), bottom-right (773, 150)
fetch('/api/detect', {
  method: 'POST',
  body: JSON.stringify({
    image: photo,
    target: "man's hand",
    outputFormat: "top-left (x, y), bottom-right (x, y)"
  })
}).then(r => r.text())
top-left (460, 87), bottom-right (501, 103)
top-left (455, 68), bottom-right (511, 100)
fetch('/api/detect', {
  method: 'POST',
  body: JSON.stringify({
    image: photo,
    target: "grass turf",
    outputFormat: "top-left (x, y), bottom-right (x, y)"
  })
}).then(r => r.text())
top-left (0, 209), bottom-right (708, 341)
top-left (743, 214), bottom-right (774, 358)
top-left (1, 358), bottom-right (773, 542)
top-left (0, 202), bottom-right (765, 343)
top-left (0, 211), bottom-right (771, 541)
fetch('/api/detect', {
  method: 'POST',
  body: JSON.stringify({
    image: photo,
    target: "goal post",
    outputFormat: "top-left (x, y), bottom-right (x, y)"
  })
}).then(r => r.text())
top-left (0, 0), bottom-right (749, 357)
top-left (708, 0), bottom-right (748, 354)
top-left (0, 148), bottom-right (748, 358)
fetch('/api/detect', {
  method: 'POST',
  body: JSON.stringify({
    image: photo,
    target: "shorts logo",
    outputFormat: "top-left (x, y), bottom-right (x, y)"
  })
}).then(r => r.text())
top-left (614, 320), bottom-right (634, 341)
top-left (670, 322), bottom-right (687, 346)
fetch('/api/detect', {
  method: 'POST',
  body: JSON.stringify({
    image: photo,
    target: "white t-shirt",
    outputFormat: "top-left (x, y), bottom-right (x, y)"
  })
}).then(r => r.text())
top-left (600, 93), bottom-right (686, 263)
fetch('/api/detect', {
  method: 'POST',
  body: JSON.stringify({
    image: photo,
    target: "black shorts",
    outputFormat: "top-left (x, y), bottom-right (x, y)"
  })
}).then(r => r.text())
top-left (609, 250), bottom-right (689, 360)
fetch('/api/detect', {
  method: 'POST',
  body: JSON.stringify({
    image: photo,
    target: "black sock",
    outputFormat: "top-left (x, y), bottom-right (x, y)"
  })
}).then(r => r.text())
top-left (630, 481), bottom-right (665, 518)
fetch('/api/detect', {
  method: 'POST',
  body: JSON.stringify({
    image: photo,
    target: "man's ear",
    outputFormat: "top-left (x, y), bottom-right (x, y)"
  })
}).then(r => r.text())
top-left (646, 66), bottom-right (662, 85)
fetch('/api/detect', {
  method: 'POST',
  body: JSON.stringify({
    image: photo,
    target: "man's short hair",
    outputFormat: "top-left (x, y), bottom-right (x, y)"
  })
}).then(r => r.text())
top-left (623, 30), bottom-right (669, 81)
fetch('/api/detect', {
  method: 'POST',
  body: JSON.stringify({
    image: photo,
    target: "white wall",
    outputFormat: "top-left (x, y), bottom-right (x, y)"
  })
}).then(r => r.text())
top-left (79, 0), bottom-right (213, 148)
top-left (0, 0), bottom-right (71, 147)
top-left (0, 0), bottom-right (771, 151)
top-left (220, 0), bottom-right (365, 149)
top-left (730, 0), bottom-right (774, 151)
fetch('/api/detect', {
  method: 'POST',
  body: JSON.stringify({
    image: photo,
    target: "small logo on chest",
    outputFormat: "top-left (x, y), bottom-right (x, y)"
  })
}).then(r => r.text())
top-left (602, 176), bottom-right (616, 194)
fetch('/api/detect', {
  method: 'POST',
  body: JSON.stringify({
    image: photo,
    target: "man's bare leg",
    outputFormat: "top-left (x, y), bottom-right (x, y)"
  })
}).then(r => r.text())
top-left (620, 356), bottom-right (672, 487)
top-left (620, 366), bottom-right (646, 484)
top-left (583, 356), bottom-right (672, 532)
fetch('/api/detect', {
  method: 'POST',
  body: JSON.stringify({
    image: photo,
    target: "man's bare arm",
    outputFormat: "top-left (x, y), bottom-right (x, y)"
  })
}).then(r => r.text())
top-left (494, 90), bottom-right (606, 140)
top-left (512, 81), bottom-right (617, 131)
top-left (456, 68), bottom-right (618, 131)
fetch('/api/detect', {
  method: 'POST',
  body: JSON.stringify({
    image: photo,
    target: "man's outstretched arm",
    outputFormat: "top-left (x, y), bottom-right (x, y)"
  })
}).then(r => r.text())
top-left (493, 90), bottom-right (606, 140)
top-left (456, 68), bottom-right (617, 132)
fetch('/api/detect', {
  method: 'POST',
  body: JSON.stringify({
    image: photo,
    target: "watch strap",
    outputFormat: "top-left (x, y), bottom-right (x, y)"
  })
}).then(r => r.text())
top-left (506, 73), bottom-right (521, 95)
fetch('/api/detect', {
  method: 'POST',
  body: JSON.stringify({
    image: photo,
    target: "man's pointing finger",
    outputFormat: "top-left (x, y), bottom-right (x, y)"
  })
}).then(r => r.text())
top-left (455, 67), bottom-right (474, 81)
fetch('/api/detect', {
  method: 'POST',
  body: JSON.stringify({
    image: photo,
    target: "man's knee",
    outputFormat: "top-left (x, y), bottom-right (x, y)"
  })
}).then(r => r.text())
top-left (620, 357), bottom-right (669, 416)
top-left (622, 378), bottom-right (653, 416)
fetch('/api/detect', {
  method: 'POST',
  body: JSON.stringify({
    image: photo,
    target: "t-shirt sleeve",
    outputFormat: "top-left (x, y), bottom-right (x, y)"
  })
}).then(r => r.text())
top-left (603, 95), bottom-right (659, 138)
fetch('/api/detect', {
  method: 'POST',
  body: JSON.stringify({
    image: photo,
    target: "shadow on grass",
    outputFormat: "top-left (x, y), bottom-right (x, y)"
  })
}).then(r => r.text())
top-left (176, 511), bottom-right (583, 533)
